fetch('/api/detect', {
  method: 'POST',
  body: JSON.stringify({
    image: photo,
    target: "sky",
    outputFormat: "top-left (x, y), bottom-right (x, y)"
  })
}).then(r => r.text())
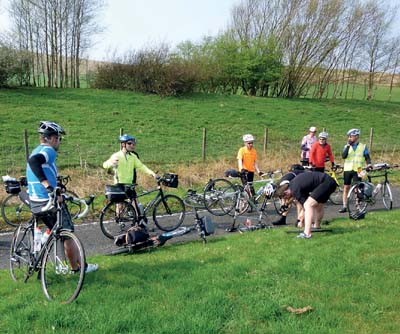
top-left (0, 0), bottom-right (238, 61)
top-left (1, 0), bottom-right (399, 61)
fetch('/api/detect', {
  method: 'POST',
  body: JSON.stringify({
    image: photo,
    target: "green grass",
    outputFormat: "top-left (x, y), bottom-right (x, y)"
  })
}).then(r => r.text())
top-left (0, 87), bottom-right (400, 175)
top-left (0, 210), bottom-right (399, 333)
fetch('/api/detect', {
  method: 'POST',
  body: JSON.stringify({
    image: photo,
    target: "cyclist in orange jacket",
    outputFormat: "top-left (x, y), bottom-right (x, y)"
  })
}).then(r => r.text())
top-left (309, 132), bottom-right (335, 173)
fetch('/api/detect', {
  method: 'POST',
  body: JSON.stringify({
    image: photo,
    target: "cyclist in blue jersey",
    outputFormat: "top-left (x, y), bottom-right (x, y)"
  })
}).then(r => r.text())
top-left (27, 121), bottom-right (98, 273)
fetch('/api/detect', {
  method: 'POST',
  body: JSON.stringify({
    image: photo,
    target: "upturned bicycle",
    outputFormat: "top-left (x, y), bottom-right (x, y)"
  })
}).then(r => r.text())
top-left (347, 163), bottom-right (398, 219)
top-left (99, 173), bottom-right (186, 239)
top-left (203, 170), bottom-right (282, 231)
top-left (9, 187), bottom-right (86, 304)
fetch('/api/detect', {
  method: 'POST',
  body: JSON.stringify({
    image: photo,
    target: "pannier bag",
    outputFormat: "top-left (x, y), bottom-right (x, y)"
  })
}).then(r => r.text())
top-left (105, 184), bottom-right (126, 202)
top-left (162, 173), bottom-right (178, 188)
top-left (5, 180), bottom-right (21, 194)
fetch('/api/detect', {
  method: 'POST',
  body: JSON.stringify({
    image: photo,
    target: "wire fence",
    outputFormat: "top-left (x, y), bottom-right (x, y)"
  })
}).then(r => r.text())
top-left (0, 127), bottom-right (397, 177)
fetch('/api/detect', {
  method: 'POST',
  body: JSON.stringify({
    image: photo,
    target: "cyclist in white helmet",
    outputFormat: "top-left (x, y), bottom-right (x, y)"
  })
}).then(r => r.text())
top-left (237, 134), bottom-right (263, 196)
top-left (339, 128), bottom-right (372, 213)
top-left (27, 121), bottom-right (98, 273)
top-left (300, 126), bottom-right (317, 166)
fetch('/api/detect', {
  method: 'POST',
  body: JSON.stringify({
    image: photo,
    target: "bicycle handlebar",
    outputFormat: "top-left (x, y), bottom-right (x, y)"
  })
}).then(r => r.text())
top-left (41, 187), bottom-right (61, 212)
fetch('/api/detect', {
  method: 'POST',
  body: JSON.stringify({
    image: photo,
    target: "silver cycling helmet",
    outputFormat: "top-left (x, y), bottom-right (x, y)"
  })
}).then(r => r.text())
top-left (38, 121), bottom-right (65, 137)
top-left (347, 128), bottom-right (360, 136)
top-left (319, 132), bottom-right (328, 139)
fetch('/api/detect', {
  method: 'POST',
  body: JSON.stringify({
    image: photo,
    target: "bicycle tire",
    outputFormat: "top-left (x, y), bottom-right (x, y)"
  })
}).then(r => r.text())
top-left (237, 186), bottom-right (250, 215)
top-left (153, 194), bottom-right (185, 231)
top-left (10, 224), bottom-right (34, 281)
top-left (1, 193), bottom-right (33, 227)
top-left (203, 178), bottom-right (237, 216)
top-left (381, 183), bottom-right (393, 210)
top-left (64, 190), bottom-right (82, 220)
top-left (347, 184), bottom-right (368, 218)
top-left (41, 230), bottom-right (86, 304)
top-left (99, 201), bottom-right (137, 239)
top-left (329, 186), bottom-right (343, 205)
top-left (273, 196), bottom-right (281, 214)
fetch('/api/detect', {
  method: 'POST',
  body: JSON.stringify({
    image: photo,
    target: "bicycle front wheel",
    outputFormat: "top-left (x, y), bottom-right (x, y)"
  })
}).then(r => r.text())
top-left (153, 194), bottom-right (185, 231)
top-left (99, 201), bottom-right (137, 239)
top-left (1, 193), bottom-right (33, 227)
top-left (381, 183), bottom-right (393, 210)
top-left (203, 178), bottom-right (237, 216)
top-left (41, 230), bottom-right (86, 304)
top-left (347, 184), bottom-right (368, 218)
top-left (10, 224), bottom-right (33, 281)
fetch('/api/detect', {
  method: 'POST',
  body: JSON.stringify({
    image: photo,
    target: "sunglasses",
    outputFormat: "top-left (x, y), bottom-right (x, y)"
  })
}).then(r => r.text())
top-left (246, 142), bottom-right (254, 145)
top-left (126, 142), bottom-right (135, 145)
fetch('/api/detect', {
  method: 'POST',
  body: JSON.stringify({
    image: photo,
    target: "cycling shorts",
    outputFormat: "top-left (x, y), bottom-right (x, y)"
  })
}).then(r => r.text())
top-left (343, 171), bottom-right (361, 186)
top-left (309, 177), bottom-right (337, 204)
top-left (30, 200), bottom-right (74, 232)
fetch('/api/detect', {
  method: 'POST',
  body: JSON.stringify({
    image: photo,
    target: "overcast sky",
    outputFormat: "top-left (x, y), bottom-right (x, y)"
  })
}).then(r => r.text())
top-left (0, 0), bottom-right (238, 60)
top-left (1, 0), bottom-right (399, 61)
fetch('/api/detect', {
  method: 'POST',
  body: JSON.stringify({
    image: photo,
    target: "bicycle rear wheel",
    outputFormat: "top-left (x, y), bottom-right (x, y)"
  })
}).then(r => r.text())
top-left (203, 178), bottom-right (237, 216)
top-left (1, 193), bottom-right (33, 227)
top-left (153, 194), bottom-right (185, 231)
top-left (381, 183), bottom-right (393, 210)
top-left (41, 230), bottom-right (86, 304)
top-left (10, 224), bottom-right (34, 281)
top-left (99, 201), bottom-right (137, 239)
top-left (347, 184), bottom-right (368, 219)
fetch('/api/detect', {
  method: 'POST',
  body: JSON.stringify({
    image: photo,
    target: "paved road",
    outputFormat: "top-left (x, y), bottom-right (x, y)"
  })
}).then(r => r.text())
top-left (1, 188), bottom-right (399, 269)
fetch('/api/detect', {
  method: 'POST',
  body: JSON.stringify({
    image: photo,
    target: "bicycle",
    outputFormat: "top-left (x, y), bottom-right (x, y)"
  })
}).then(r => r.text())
top-left (99, 173), bottom-right (186, 239)
top-left (346, 163), bottom-right (398, 219)
top-left (204, 170), bottom-right (282, 231)
top-left (9, 187), bottom-right (86, 304)
top-left (1, 175), bottom-right (94, 227)
top-left (326, 164), bottom-right (344, 205)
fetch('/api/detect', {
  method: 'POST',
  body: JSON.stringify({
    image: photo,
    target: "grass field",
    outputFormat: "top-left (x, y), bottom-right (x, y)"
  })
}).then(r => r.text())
top-left (0, 210), bottom-right (399, 333)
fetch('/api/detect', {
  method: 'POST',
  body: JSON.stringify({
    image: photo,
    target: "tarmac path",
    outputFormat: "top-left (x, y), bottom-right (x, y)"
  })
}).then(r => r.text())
top-left (1, 186), bottom-right (398, 269)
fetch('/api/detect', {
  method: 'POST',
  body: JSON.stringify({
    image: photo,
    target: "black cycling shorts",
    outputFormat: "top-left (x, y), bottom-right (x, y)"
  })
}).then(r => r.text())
top-left (309, 177), bottom-right (337, 204)
top-left (343, 171), bottom-right (361, 186)
top-left (30, 200), bottom-right (74, 232)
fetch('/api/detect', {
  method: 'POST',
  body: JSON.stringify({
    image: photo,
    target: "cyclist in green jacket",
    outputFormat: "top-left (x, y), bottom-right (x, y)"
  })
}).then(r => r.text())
top-left (103, 134), bottom-right (158, 195)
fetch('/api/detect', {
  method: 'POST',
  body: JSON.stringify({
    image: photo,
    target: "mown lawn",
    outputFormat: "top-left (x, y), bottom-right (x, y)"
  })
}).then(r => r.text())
top-left (0, 209), bottom-right (399, 333)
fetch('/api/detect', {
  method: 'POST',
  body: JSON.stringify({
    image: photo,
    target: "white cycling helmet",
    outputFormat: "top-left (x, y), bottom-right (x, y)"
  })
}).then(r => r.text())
top-left (243, 134), bottom-right (255, 142)
top-left (38, 121), bottom-right (65, 137)
top-left (347, 128), bottom-right (360, 136)
top-left (319, 132), bottom-right (328, 139)
top-left (309, 126), bottom-right (317, 132)
top-left (263, 183), bottom-right (276, 198)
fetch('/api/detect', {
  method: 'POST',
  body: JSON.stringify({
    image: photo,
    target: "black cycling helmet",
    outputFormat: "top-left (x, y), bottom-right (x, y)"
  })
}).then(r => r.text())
top-left (38, 121), bottom-right (66, 137)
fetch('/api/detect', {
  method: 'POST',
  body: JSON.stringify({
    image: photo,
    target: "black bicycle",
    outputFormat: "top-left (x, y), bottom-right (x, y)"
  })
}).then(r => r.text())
top-left (9, 188), bottom-right (86, 304)
top-left (99, 173), bottom-right (186, 239)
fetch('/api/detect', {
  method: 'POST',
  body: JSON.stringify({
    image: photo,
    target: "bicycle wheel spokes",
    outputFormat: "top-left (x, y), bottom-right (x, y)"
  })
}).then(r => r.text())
top-left (203, 179), bottom-right (237, 216)
top-left (65, 198), bottom-right (82, 220)
top-left (1, 194), bottom-right (33, 227)
top-left (41, 231), bottom-right (86, 304)
top-left (329, 186), bottom-right (343, 205)
top-left (381, 183), bottom-right (393, 210)
top-left (100, 201), bottom-right (136, 239)
top-left (10, 225), bottom-right (33, 281)
top-left (153, 194), bottom-right (185, 231)
top-left (237, 189), bottom-right (250, 215)
top-left (347, 185), bottom-right (368, 218)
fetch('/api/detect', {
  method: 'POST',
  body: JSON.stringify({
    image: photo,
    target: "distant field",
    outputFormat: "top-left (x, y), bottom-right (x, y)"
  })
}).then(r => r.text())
top-left (0, 87), bottom-right (399, 192)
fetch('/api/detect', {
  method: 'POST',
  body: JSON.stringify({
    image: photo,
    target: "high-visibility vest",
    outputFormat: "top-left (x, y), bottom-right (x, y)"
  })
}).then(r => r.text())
top-left (344, 143), bottom-right (366, 172)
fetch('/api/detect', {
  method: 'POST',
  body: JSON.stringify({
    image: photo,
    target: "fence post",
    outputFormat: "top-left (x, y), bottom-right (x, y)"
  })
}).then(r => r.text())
top-left (24, 129), bottom-right (29, 162)
top-left (369, 128), bottom-right (374, 152)
top-left (120, 128), bottom-right (123, 150)
top-left (202, 128), bottom-right (207, 162)
top-left (263, 127), bottom-right (268, 156)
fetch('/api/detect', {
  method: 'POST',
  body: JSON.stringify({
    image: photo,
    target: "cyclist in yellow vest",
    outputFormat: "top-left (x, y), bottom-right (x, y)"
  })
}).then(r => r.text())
top-left (237, 134), bottom-right (263, 196)
top-left (339, 129), bottom-right (372, 213)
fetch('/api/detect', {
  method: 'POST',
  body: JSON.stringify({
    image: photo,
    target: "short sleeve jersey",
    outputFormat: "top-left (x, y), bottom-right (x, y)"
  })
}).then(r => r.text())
top-left (27, 144), bottom-right (58, 201)
top-left (289, 171), bottom-right (327, 205)
top-left (237, 147), bottom-right (257, 172)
